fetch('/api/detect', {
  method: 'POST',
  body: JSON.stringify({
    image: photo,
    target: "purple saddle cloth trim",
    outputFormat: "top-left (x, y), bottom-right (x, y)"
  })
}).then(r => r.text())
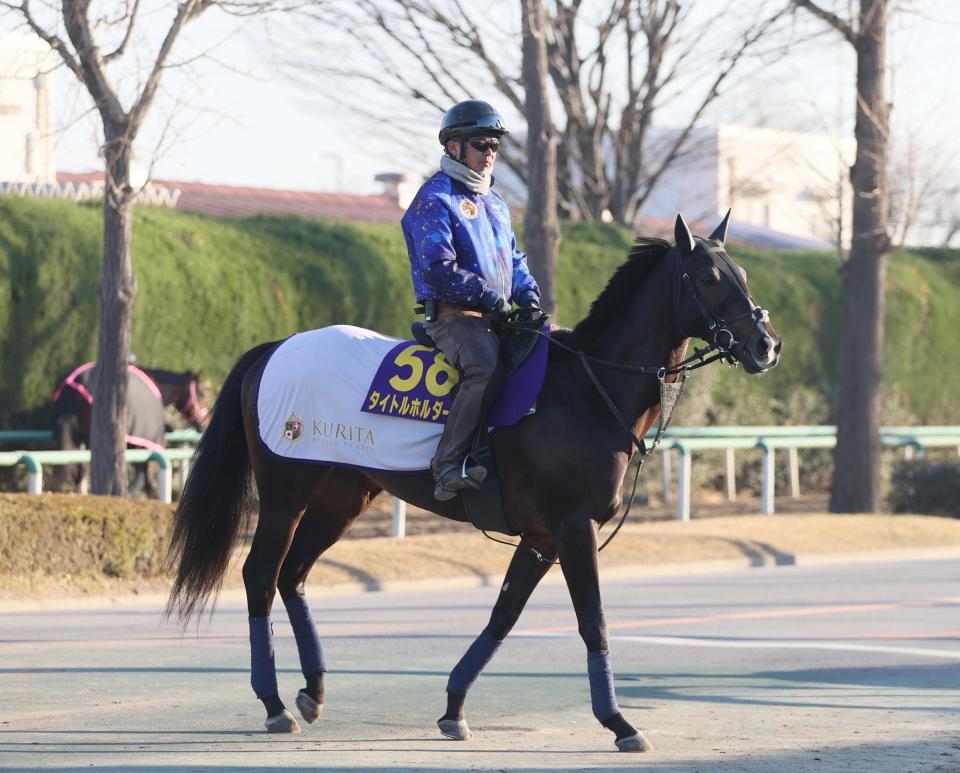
top-left (488, 330), bottom-right (550, 427)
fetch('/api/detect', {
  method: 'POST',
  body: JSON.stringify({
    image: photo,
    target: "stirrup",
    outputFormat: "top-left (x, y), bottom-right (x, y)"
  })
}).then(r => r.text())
top-left (433, 462), bottom-right (487, 501)
top-left (461, 453), bottom-right (486, 482)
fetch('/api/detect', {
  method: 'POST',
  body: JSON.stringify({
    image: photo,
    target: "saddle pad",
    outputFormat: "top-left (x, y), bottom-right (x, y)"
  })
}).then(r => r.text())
top-left (257, 324), bottom-right (549, 472)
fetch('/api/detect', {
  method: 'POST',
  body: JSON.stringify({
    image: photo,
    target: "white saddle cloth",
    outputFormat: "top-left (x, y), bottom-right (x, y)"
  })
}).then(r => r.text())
top-left (257, 325), bottom-right (442, 472)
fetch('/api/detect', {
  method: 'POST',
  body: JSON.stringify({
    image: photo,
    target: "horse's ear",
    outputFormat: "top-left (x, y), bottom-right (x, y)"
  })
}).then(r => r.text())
top-left (710, 209), bottom-right (731, 245)
top-left (675, 214), bottom-right (695, 256)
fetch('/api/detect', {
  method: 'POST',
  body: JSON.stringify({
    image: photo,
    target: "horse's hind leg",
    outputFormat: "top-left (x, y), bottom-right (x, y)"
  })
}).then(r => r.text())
top-left (438, 538), bottom-right (557, 741)
top-left (243, 465), bottom-right (330, 733)
top-left (276, 469), bottom-right (381, 726)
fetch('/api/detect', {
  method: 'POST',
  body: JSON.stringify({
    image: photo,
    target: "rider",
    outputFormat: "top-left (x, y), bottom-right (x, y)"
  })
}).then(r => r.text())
top-left (401, 99), bottom-right (542, 501)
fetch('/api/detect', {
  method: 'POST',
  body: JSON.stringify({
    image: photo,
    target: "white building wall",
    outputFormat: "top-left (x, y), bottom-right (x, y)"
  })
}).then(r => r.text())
top-left (641, 124), bottom-right (855, 245)
top-left (0, 32), bottom-right (56, 184)
top-left (718, 125), bottom-right (854, 246)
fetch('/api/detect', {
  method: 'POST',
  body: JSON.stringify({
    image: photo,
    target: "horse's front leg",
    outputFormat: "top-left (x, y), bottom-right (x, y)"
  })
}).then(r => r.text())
top-left (438, 537), bottom-right (556, 741)
top-left (554, 515), bottom-right (652, 753)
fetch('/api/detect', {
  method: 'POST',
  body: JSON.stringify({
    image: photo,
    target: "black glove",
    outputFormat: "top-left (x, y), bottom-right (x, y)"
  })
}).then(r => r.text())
top-left (491, 297), bottom-right (512, 317)
top-left (516, 296), bottom-right (541, 322)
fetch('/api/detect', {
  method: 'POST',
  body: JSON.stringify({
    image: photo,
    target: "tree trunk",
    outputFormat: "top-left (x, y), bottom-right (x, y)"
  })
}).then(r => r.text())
top-left (520, 0), bottom-right (560, 315)
top-left (90, 136), bottom-right (137, 496)
top-left (830, 0), bottom-right (890, 513)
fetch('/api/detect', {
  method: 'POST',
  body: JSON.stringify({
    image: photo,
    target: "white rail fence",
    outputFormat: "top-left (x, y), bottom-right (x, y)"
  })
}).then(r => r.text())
top-left (2, 426), bottom-right (958, 533)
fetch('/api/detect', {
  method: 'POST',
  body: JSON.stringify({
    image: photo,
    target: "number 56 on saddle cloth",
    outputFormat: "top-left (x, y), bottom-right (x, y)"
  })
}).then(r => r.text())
top-left (256, 324), bottom-right (548, 473)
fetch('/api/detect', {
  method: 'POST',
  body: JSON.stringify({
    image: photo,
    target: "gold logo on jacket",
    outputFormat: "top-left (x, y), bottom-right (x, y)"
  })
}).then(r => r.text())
top-left (459, 199), bottom-right (478, 219)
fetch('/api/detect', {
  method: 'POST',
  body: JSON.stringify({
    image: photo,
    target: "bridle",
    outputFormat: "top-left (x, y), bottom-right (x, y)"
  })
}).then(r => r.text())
top-left (484, 241), bottom-right (771, 562)
top-left (177, 377), bottom-right (208, 427)
top-left (672, 243), bottom-right (771, 362)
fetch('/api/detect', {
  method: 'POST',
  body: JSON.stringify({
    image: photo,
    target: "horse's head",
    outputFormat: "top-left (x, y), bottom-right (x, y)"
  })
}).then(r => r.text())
top-left (672, 212), bottom-right (781, 374)
top-left (178, 371), bottom-right (209, 430)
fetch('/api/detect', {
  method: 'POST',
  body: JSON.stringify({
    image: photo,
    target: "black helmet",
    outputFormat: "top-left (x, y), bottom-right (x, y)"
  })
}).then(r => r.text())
top-left (439, 100), bottom-right (509, 145)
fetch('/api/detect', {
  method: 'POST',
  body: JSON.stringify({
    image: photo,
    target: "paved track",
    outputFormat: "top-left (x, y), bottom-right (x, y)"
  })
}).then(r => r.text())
top-left (2, 558), bottom-right (958, 772)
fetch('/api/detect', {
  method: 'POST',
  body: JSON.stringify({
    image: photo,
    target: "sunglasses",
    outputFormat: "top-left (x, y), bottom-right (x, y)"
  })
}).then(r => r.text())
top-left (467, 138), bottom-right (501, 153)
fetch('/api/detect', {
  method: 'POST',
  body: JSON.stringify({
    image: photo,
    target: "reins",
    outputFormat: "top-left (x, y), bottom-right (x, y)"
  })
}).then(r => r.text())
top-left (479, 240), bottom-right (770, 565)
top-left (482, 333), bottom-right (715, 565)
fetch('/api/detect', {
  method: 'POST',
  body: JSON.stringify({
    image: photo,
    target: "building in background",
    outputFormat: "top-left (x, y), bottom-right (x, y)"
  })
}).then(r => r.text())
top-left (641, 124), bottom-right (855, 249)
top-left (0, 31), bottom-right (55, 184)
top-left (53, 172), bottom-right (405, 222)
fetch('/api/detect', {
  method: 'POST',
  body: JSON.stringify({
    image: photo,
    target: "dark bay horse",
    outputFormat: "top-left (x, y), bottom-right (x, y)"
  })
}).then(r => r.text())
top-left (52, 365), bottom-right (207, 493)
top-left (167, 214), bottom-right (781, 752)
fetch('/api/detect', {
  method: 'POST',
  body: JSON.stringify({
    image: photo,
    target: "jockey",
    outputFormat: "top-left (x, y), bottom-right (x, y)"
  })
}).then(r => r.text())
top-left (401, 99), bottom-right (541, 501)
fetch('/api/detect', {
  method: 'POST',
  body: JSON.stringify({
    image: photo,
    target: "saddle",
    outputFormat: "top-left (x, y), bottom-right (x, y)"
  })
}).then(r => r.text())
top-left (411, 309), bottom-right (550, 536)
top-left (410, 308), bottom-right (548, 377)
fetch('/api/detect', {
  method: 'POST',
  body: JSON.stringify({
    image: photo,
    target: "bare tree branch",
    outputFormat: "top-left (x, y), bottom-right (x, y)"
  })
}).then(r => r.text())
top-left (792, 0), bottom-right (856, 44)
top-left (10, 0), bottom-right (85, 82)
top-left (127, 0), bottom-right (208, 135)
top-left (103, 0), bottom-right (140, 63)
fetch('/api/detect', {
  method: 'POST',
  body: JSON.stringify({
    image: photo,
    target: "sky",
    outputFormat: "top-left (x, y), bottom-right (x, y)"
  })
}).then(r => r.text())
top-left (4, 1), bottom-right (960, 196)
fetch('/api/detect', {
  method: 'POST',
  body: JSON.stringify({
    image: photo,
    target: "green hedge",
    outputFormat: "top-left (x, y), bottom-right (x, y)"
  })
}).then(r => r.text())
top-left (889, 459), bottom-right (960, 517)
top-left (0, 493), bottom-right (173, 579)
top-left (1, 195), bottom-right (959, 428)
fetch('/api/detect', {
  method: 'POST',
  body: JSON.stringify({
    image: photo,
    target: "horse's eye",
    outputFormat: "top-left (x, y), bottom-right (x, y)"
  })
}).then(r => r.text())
top-left (699, 267), bottom-right (722, 286)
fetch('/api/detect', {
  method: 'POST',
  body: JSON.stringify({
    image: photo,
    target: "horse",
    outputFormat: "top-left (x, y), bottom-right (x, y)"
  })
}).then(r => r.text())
top-left (51, 362), bottom-right (167, 494)
top-left (166, 214), bottom-right (781, 752)
top-left (51, 365), bottom-right (207, 494)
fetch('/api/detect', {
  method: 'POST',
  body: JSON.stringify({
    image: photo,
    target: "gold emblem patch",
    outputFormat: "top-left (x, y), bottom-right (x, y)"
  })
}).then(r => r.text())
top-left (283, 412), bottom-right (303, 441)
top-left (459, 199), bottom-right (478, 219)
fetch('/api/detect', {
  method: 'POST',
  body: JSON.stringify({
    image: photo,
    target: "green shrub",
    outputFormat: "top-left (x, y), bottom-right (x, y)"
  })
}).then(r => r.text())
top-left (1, 195), bottom-right (959, 431)
top-left (889, 459), bottom-right (960, 516)
top-left (0, 493), bottom-right (173, 579)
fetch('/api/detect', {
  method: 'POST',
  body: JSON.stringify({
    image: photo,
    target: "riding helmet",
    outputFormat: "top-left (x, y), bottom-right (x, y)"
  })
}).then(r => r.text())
top-left (439, 100), bottom-right (509, 145)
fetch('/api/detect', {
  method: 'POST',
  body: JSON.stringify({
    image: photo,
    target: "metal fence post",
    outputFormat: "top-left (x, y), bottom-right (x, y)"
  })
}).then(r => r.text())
top-left (788, 447), bottom-right (800, 498)
top-left (148, 451), bottom-right (172, 504)
top-left (674, 443), bottom-right (691, 521)
top-left (758, 441), bottom-right (775, 515)
top-left (661, 448), bottom-right (672, 503)
top-left (392, 498), bottom-right (407, 538)
top-left (20, 453), bottom-right (42, 494)
top-left (725, 447), bottom-right (737, 500)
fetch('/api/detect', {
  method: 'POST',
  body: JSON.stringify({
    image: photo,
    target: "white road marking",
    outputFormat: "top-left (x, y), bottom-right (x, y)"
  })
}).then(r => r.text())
top-left (513, 631), bottom-right (960, 660)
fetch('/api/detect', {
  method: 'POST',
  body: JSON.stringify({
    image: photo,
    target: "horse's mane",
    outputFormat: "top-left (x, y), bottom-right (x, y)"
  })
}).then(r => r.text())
top-left (552, 237), bottom-right (672, 354)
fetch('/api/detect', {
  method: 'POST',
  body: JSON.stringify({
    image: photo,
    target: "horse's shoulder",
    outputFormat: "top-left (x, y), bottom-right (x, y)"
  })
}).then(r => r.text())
top-left (546, 328), bottom-right (577, 363)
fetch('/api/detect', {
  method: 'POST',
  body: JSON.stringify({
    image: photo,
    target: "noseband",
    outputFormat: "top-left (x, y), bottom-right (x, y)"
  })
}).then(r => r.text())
top-left (178, 378), bottom-right (207, 425)
top-left (671, 245), bottom-right (770, 360)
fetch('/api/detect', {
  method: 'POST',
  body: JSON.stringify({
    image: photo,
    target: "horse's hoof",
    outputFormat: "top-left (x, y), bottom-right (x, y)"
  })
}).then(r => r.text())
top-left (615, 732), bottom-right (653, 752)
top-left (295, 690), bottom-right (323, 724)
top-left (437, 717), bottom-right (472, 740)
top-left (265, 709), bottom-right (301, 734)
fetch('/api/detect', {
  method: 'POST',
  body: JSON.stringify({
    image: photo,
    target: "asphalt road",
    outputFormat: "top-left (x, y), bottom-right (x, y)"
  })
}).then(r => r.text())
top-left (1, 558), bottom-right (958, 772)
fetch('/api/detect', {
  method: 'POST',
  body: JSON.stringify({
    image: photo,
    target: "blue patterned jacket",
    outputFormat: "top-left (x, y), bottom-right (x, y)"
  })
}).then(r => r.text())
top-left (401, 171), bottom-right (540, 310)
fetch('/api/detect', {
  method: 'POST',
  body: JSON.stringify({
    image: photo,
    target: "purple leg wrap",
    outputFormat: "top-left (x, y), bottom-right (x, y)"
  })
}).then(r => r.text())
top-left (587, 649), bottom-right (620, 721)
top-left (249, 617), bottom-right (278, 698)
top-left (283, 594), bottom-right (326, 675)
top-left (447, 629), bottom-right (501, 696)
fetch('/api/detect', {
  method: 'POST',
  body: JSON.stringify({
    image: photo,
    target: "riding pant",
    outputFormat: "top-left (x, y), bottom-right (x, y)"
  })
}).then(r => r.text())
top-left (424, 302), bottom-right (500, 478)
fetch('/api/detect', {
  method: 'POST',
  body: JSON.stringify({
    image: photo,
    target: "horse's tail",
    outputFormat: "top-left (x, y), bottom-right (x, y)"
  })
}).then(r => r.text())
top-left (165, 340), bottom-right (280, 622)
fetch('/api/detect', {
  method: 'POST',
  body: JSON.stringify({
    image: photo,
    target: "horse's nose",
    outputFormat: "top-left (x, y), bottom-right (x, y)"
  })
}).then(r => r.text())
top-left (755, 333), bottom-right (779, 365)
